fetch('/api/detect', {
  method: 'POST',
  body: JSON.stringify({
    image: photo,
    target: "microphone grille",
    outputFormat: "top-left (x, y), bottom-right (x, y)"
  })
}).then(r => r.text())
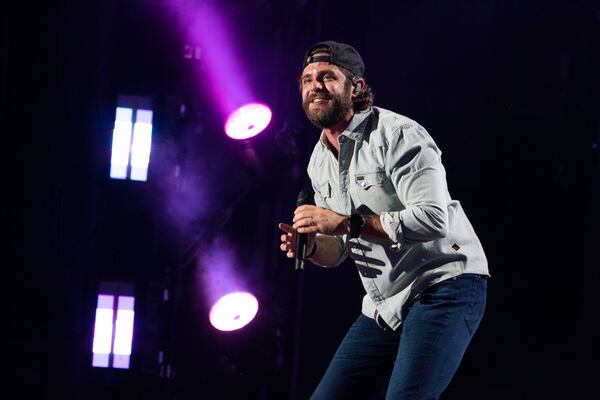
top-left (296, 189), bottom-right (314, 207)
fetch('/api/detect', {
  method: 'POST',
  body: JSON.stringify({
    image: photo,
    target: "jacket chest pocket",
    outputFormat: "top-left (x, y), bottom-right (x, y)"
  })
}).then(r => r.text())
top-left (355, 170), bottom-right (385, 189)
top-left (353, 170), bottom-right (395, 212)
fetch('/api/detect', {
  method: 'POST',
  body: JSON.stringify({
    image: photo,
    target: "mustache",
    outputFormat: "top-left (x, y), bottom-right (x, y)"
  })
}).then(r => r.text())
top-left (307, 91), bottom-right (332, 102)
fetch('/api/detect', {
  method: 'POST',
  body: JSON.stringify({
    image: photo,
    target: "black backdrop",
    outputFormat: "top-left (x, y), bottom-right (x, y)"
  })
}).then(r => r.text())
top-left (5, 0), bottom-right (598, 399)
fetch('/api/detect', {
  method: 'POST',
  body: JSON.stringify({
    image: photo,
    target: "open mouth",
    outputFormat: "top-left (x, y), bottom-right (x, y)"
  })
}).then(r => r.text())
top-left (311, 97), bottom-right (330, 104)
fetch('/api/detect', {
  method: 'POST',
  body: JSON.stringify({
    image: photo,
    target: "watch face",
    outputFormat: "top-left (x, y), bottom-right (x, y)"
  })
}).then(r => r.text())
top-left (350, 214), bottom-right (363, 238)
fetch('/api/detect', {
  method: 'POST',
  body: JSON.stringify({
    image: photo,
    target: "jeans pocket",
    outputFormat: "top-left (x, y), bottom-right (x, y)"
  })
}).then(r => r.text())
top-left (464, 276), bottom-right (487, 335)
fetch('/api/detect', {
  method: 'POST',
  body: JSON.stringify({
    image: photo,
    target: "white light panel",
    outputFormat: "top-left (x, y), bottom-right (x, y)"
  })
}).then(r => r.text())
top-left (112, 296), bottom-right (135, 369)
top-left (92, 295), bottom-right (115, 368)
top-left (110, 108), bottom-right (133, 180)
top-left (129, 110), bottom-right (153, 182)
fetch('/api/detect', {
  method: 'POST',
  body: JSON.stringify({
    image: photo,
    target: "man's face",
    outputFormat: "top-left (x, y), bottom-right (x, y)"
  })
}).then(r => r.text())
top-left (300, 59), bottom-right (353, 129)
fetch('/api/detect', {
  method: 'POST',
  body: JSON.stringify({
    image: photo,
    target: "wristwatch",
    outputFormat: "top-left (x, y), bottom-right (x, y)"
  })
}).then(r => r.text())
top-left (348, 214), bottom-right (365, 238)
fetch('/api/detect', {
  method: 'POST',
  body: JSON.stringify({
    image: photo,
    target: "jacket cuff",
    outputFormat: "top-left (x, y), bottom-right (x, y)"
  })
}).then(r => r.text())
top-left (379, 212), bottom-right (403, 244)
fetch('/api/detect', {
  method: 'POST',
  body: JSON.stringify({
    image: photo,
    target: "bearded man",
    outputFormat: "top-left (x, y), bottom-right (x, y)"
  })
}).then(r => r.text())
top-left (279, 41), bottom-right (489, 399)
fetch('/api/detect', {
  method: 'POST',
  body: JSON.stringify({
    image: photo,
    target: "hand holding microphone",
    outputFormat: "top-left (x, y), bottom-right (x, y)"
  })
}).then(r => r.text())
top-left (277, 189), bottom-right (315, 271)
top-left (278, 189), bottom-right (351, 270)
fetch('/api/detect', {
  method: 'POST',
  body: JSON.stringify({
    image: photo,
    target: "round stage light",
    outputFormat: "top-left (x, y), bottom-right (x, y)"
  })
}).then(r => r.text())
top-left (224, 102), bottom-right (272, 140)
top-left (209, 291), bottom-right (259, 331)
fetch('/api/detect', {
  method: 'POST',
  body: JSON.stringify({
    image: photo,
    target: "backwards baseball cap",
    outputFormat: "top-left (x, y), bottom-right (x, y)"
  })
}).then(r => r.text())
top-left (302, 40), bottom-right (365, 77)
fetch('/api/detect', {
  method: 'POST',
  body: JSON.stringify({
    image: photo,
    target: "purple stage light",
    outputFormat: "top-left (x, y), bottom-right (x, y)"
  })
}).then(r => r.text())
top-left (92, 283), bottom-right (136, 369)
top-left (224, 103), bottom-right (272, 140)
top-left (169, 3), bottom-right (267, 122)
top-left (110, 107), bottom-right (134, 180)
top-left (109, 106), bottom-right (153, 181)
top-left (209, 291), bottom-right (259, 332)
top-left (92, 295), bottom-right (115, 368)
top-left (130, 109), bottom-right (153, 181)
top-left (112, 296), bottom-right (135, 369)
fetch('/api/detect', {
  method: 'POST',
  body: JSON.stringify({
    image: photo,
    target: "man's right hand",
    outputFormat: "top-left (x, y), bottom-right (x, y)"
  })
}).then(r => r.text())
top-left (278, 222), bottom-right (315, 259)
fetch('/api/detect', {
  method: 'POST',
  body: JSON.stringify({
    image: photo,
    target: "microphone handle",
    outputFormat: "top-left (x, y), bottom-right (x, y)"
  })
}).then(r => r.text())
top-left (295, 230), bottom-right (308, 270)
top-left (295, 189), bottom-right (314, 271)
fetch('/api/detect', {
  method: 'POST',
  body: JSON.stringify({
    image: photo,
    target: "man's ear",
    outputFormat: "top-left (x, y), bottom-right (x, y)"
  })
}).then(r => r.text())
top-left (352, 78), bottom-right (365, 97)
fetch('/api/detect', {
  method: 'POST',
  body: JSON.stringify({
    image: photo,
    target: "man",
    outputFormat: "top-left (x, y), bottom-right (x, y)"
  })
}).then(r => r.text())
top-left (278, 41), bottom-right (489, 399)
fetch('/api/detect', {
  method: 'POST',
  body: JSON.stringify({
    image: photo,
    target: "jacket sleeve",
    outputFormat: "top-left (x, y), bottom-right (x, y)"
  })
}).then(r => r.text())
top-left (379, 123), bottom-right (449, 247)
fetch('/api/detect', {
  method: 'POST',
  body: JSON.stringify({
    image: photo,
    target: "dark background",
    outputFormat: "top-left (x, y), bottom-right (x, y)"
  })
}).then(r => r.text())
top-left (5, 0), bottom-right (598, 399)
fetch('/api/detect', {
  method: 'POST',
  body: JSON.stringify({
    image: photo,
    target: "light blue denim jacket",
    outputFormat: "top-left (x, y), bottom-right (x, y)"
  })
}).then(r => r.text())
top-left (307, 106), bottom-right (489, 330)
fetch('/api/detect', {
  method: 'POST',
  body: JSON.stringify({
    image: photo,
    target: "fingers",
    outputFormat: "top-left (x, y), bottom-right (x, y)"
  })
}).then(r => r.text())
top-left (279, 223), bottom-right (296, 243)
top-left (292, 206), bottom-right (325, 231)
top-left (294, 205), bottom-right (315, 214)
top-left (278, 222), bottom-right (296, 258)
top-left (280, 243), bottom-right (295, 258)
top-left (292, 208), bottom-right (315, 226)
top-left (292, 215), bottom-right (317, 231)
top-left (297, 225), bottom-right (319, 234)
top-left (292, 208), bottom-right (314, 224)
top-left (293, 205), bottom-right (320, 224)
top-left (278, 223), bottom-right (295, 234)
top-left (293, 214), bottom-right (320, 234)
top-left (279, 236), bottom-right (294, 248)
top-left (279, 220), bottom-right (317, 257)
top-left (280, 242), bottom-right (294, 258)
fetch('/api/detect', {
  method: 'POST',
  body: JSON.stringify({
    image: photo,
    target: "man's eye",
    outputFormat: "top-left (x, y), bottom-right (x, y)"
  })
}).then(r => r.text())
top-left (323, 74), bottom-right (334, 81)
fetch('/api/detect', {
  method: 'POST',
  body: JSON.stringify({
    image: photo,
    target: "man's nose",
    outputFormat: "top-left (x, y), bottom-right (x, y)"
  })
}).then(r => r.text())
top-left (309, 79), bottom-right (324, 91)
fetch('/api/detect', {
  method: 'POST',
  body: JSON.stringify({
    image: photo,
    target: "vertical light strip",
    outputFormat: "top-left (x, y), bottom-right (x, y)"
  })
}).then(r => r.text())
top-left (110, 107), bottom-right (134, 179)
top-left (112, 296), bottom-right (135, 369)
top-left (129, 109), bottom-right (153, 181)
top-left (92, 295), bottom-right (115, 367)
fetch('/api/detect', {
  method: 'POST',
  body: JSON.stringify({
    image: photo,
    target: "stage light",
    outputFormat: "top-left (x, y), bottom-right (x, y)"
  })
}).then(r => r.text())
top-left (91, 283), bottom-right (135, 369)
top-left (130, 110), bottom-right (153, 181)
top-left (224, 102), bottom-right (272, 140)
top-left (109, 106), bottom-right (153, 181)
top-left (209, 291), bottom-right (259, 332)
top-left (92, 295), bottom-right (115, 368)
top-left (110, 108), bottom-right (134, 180)
top-left (168, 3), bottom-right (272, 139)
top-left (112, 296), bottom-right (135, 369)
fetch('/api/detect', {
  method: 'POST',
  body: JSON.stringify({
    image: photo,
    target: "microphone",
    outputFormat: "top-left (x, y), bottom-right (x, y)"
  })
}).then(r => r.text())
top-left (295, 189), bottom-right (314, 271)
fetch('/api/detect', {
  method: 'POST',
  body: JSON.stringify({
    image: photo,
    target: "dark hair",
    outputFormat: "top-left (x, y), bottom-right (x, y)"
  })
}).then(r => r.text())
top-left (339, 68), bottom-right (375, 112)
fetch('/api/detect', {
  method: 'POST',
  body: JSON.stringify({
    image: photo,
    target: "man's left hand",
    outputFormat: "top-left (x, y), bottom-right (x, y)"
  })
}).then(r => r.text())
top-left (292, 205), bottom-right (348, 236)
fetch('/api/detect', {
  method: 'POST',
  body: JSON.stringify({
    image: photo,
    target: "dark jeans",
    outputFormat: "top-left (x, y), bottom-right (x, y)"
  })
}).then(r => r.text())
top-left (310, 274), bottom-right (487, 400)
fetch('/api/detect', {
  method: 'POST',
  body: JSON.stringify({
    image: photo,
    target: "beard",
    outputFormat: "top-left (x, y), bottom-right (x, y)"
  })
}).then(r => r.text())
top-left (302, 87), bottom-right (353, 129)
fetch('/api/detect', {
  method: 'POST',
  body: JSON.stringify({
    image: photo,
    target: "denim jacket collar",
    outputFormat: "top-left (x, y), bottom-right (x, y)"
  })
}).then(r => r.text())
top-left (318, 107), bottom-right (373, 148)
